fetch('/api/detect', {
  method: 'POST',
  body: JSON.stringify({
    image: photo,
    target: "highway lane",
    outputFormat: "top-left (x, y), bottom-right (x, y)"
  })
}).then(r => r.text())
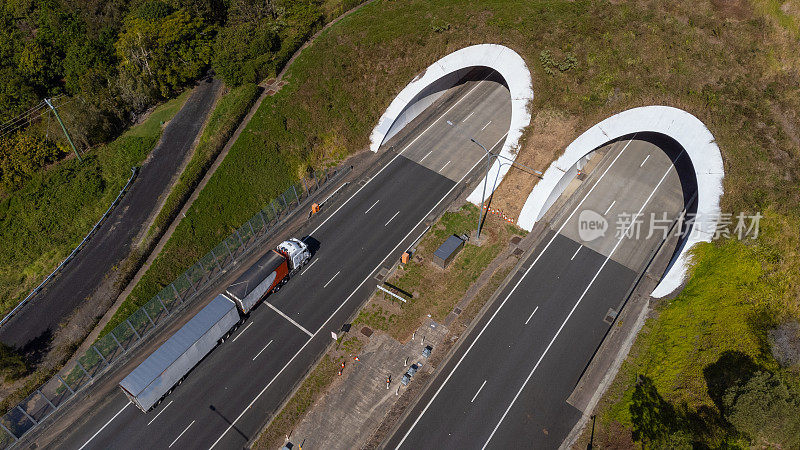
top-left (62, 69), bottom-right (511, 449)
top-left (390, 137), bottom-right (691, 449)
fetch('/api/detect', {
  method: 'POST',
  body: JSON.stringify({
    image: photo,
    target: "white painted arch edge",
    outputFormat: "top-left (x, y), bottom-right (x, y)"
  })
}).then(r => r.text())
top-left (369, 44), bottom-right (533, 204)
top-left (517, 106), bottom-right (724, 298)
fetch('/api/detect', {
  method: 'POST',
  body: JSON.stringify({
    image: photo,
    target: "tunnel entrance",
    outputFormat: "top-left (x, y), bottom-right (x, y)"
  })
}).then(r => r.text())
top-left (370, 44), bottom-right (534, 205)
top-left (518, 106), bottom-right (724, 298)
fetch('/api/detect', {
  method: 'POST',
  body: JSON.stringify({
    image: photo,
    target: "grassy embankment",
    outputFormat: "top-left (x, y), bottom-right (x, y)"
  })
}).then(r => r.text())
top-left (0, 92), bottom-right (189, 316)
top-left (98, 84), bottom-right (262, 336)
top-left (89, 0), bottom-right (799, 445)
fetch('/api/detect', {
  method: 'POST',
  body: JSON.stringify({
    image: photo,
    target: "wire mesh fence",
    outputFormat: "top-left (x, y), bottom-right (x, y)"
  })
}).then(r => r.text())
top-left (0, 165), bottom-right (347, 447)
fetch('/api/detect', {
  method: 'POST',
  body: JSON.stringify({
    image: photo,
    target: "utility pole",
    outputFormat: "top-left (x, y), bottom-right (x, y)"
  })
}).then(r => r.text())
top-left (44, 98), bottom-right (81, 162)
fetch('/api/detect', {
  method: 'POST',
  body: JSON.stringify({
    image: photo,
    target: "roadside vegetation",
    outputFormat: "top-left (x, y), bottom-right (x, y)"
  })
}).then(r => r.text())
top-left (144, 83), bottom-right (261, 242)
top-left (0, 92), bottom-right (188, 315)
top-left (3, 0), bottom-right (798, 444)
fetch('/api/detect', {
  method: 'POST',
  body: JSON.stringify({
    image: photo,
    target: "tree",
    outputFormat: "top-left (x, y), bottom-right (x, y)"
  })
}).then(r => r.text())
top-left (723, 371), bottom-right (800, 447)
top-left (212, 19), bottom-right (281, 86)
top-left (115, 4), bottom-right (214, 99)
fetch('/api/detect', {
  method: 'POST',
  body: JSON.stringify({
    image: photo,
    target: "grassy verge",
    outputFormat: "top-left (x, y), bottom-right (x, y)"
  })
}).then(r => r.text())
top-left (0, 91), bottom-right (189, 315)
top-left (145, 84), bottom-right (260, 241)
top-left (252, 350), bottom-right (350, 449)
top-left (354, 203), bottom-right (525, 341)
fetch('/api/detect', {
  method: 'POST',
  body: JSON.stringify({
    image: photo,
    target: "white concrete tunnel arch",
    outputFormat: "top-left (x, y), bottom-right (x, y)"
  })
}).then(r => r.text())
top-left (517, 106), bottom-right (725, 298)
top-left (369, 44), bottom-right (533, 204)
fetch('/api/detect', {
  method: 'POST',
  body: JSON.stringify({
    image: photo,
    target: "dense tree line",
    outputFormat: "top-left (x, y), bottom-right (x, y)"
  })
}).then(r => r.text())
top-left (0, 0), bottom-right (326, 193)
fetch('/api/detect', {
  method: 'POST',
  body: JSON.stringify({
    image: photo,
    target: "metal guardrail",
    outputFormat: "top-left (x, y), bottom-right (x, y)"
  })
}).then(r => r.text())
top-left (0, 165), bottom-right (350, 447)
top-left (0, 167), bottom-right (140, 329)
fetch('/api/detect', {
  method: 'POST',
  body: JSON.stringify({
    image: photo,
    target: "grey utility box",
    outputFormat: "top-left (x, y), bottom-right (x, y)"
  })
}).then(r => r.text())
top-left (433, 235), bottom-right (465, 269)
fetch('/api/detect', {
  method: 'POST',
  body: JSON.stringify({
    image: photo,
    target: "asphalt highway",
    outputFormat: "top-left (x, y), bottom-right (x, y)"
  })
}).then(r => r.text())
top-left (389, 136), bottom-right (692, 449)
top-left (60, 69), bottom-right (512, 449)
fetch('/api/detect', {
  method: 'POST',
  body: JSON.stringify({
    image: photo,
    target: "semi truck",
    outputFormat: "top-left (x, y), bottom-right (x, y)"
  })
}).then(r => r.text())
top-left (119, 238), bottom-right (311, 412)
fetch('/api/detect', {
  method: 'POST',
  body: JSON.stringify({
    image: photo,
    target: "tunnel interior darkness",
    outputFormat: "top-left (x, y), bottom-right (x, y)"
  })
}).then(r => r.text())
top-left (380, 66), bottom-right (509, 148)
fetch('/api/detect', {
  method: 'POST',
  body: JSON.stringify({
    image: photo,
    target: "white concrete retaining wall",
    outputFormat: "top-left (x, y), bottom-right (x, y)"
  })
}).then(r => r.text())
top-left (370, 44), bottom-right (533, 203)
top-left (517, 106), bottom-right (724, 298)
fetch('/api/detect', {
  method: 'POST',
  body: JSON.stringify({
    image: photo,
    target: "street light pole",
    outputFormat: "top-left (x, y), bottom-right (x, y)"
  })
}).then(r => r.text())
top-left (471, 137), bottom-right (493, 241)
top-left (469, 137), bottom-right (544, 240)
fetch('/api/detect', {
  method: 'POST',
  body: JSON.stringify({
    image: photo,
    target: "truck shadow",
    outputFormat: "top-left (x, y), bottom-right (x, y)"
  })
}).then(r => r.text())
top-left (301, 236), bottom-right (321, 257)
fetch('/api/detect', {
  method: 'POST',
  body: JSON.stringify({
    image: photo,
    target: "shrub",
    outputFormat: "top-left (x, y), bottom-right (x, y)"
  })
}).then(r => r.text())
top-left (723, 371), bottom-right (800, 446)
top-left (0, 132), bottom-right (68, 192)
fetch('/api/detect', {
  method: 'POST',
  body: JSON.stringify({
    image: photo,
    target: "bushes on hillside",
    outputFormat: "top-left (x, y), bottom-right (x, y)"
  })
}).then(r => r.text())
top-left (0, 133), bottom-right (68, 192)
top-left (723, 371), bottom-right (800, 446)
top-left (213, 20), bottom-right (282, 86)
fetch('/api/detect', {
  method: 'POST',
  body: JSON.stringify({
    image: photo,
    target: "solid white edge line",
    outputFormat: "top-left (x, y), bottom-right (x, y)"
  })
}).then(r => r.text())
top-left (263, 301), bottom-right (313, 337)
top-left (385, 211), bottom-right (400, 227)
top-left (365, 199), bottom-right (380, 214)
top-left (570, 245), bottom-right (582, 261)
top-left (394, 137), bottom-right (637, 449)
top-left (524, 306), bottom-right (539, 325)
top-left (169, 420), bottom-right (195, 448)
top-left (604, 200), bottom-right (616, 216)
top-left (208, 131), bottom-right (502, 450)
top-left (147, 400), bottom-right (173, 426)
top-left (481, 149), bottom-right (685, 449)
top-left (299, 258), bottom-right (318, 276)
top-left (323, 271), bottom-right (340, 288)
top-left (470, 380), bottom-right (487, 403)
top-left (252, 340), bottom-right (274, 361)
top-left (309, 71), bottom-right (493, 237)
top-left (79, 402), bottom-right (131, 450)
top-left (231, 322), bottom-right (253, 343)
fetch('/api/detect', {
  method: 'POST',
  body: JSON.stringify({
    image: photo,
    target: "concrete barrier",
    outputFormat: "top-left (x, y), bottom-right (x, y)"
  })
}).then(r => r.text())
top-left (517, 106), bottom-right (724, 298)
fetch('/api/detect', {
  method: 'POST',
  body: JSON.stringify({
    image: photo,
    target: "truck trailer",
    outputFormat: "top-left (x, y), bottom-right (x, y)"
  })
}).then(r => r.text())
top-left (119, 238), bottom-right (311, 412)
top-left (119, 294), bottom-right (239, 412)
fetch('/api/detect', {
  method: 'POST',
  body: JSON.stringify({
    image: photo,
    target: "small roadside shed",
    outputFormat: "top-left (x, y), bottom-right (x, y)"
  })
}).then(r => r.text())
top-left (433, 235), bottom-right (465, 269)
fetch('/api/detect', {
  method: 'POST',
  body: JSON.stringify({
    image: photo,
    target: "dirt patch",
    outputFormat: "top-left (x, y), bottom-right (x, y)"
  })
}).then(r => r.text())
top-left (709, 0), bottom-right (753, 20)
top-left (489, 109), bottom-right (579, 219)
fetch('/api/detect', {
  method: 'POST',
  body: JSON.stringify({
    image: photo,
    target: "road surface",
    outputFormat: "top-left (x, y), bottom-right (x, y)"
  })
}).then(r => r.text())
top-left (388, 134), bottom-right (695, 449)
top-left (59, 70), bottom-right (513, 449)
